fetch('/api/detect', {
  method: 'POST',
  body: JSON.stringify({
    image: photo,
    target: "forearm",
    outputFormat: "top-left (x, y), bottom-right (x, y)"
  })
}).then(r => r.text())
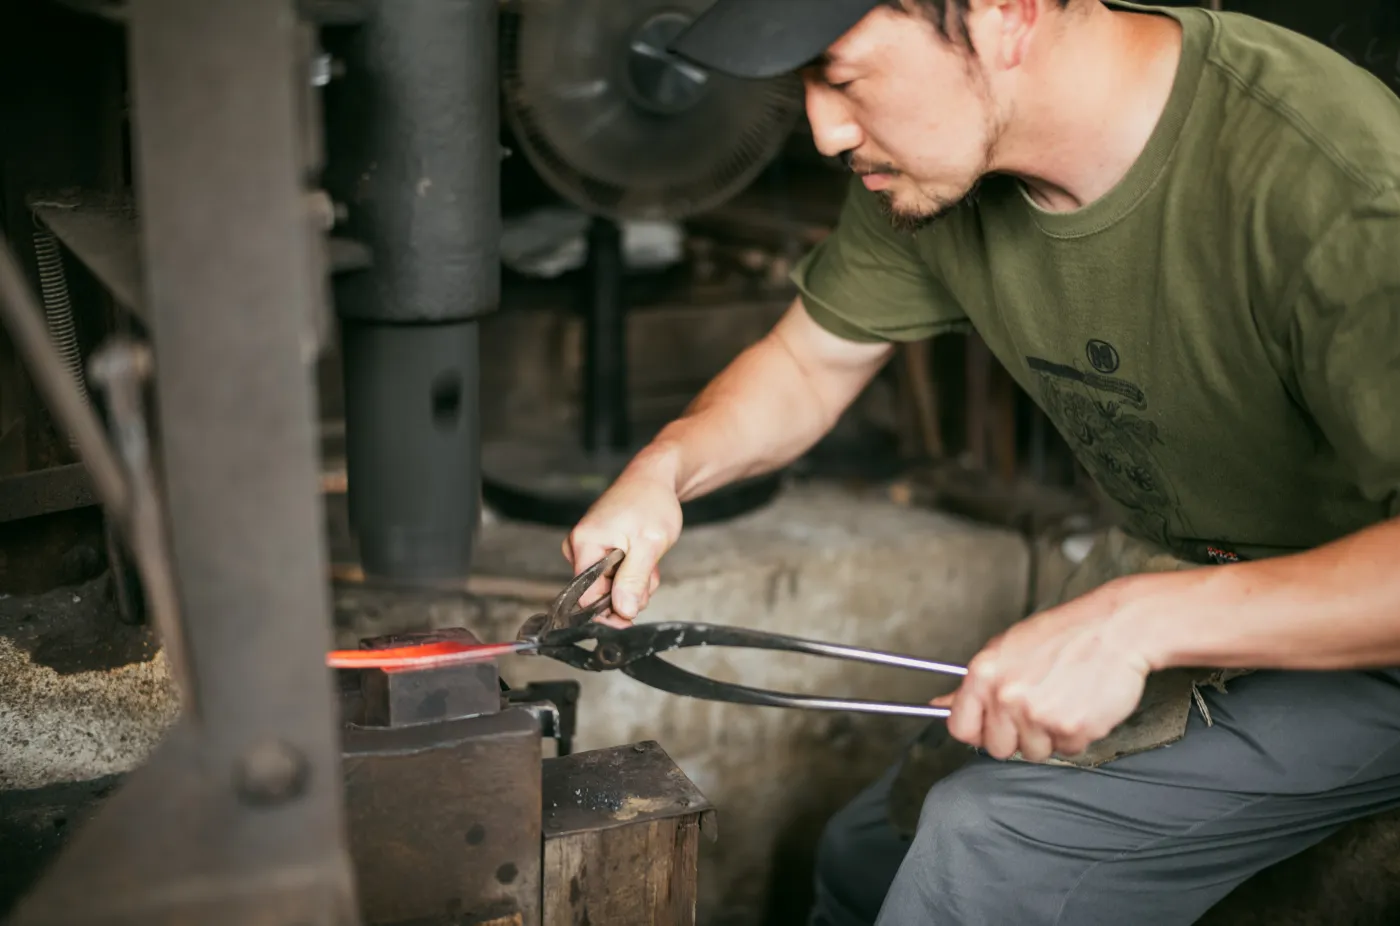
top-left (640, 346), bottom-right (825, 502)
top-left (622, 299), bottom-right (892, 502)
top-left (1134, 516), bottom-right (1400, 671)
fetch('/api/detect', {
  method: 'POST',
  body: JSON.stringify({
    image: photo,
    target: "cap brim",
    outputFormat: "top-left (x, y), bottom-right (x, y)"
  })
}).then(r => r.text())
top-left (669, 0), bottom-right (882, 80)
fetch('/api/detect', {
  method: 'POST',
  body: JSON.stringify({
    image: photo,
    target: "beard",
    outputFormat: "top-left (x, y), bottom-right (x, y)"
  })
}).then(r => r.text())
top-left (874, 177), bottom-right (985, 234)
top-left (844, 110), bottom-right (1000, 234)
top-left (841, 150), bottom-right (988, 235)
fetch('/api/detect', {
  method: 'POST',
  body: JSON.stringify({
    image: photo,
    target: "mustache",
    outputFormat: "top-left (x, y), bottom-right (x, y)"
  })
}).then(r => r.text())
top-left (840, 150), bottom-right (900, 176)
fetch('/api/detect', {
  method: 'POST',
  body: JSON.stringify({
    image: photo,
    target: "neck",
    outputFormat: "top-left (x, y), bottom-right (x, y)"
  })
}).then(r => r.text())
top-left (992, 5), bottom-right (1183, 212)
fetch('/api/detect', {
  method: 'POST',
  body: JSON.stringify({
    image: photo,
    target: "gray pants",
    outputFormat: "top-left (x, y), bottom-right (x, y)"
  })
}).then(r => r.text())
top-left (810, 667), bottom-right (1400, 925)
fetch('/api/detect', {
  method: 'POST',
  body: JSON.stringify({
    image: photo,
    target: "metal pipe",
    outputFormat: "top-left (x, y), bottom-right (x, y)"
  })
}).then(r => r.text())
top-left (583, 216), bottom-right (629, 454)
top-left (341, 319), bottom-right (481, 580)
top-left (89, 338), bottom-right (195, 715)
top-left (0, 229), bottom-right (130, 524)
top-left (323, 0), bottom-right (499, 582)
top-left (329, 0), bottom-right (500, 327)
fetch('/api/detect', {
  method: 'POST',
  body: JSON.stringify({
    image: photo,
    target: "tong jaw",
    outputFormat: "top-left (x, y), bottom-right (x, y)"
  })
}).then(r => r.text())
top-left (515, 548), bottom-right (625, 644)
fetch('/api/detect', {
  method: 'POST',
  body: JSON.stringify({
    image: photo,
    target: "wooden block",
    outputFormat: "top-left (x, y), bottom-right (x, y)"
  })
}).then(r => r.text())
top-left (542, 741), bottom-right (713, 926)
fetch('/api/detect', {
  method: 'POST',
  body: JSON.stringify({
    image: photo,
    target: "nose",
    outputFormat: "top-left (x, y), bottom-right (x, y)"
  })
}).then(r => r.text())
top-left (803, 77), bottom-right (863, 159)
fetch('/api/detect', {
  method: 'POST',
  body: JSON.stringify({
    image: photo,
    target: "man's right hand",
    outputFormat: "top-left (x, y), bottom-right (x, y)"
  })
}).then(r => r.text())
top-left (561, 297), bottom-right (894, 627)
top-left (563, 460), bottom-right (682, 626)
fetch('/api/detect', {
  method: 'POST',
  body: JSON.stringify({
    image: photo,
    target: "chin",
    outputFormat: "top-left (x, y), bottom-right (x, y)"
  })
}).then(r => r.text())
top-left (878, 178), bottom-right (984, 233)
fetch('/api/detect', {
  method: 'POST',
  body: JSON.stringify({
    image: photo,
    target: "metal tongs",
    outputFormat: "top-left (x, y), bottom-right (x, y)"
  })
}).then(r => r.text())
top-left (328, 550), bottom-right (966, 719)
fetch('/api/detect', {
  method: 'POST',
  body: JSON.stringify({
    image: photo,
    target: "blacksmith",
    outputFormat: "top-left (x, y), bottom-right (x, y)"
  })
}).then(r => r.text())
top-left (563, 1), bottom-right (1400, 922)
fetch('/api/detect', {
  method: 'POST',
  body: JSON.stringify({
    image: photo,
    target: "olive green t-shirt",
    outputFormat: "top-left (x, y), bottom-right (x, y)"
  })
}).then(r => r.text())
top-left (792, 1), bottom-right (1400, 563)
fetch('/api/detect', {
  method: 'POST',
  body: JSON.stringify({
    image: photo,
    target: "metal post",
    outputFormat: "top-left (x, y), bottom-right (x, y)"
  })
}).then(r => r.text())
top-left (582, 216), bottom-right (629, 454)
top-left (7, 0), bottom-right (360, 921)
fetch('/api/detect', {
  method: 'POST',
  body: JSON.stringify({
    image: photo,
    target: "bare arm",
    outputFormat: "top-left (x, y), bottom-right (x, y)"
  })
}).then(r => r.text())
top-left (1137, 515), bottom-right (1400, 671)
top-left (566, 296), bottom-right (893, 618)
top-left (635, 296), bottom-right (893, 500)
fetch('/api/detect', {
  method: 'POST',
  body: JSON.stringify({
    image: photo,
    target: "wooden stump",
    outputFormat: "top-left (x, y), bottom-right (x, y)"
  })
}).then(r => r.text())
top-left (542, 742), bottom-right (713, 926)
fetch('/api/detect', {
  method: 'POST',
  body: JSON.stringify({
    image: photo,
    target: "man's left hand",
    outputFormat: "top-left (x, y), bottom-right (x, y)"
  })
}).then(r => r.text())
top-left (935, 578), bottom-right (1158, 762)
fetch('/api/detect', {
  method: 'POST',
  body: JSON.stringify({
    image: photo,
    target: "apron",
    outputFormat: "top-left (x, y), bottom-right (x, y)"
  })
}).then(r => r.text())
top-left (887, 527), bottom-right (1252, 836)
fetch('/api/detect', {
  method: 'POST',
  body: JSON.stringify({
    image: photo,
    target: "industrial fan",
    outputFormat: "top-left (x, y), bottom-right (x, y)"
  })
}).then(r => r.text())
top-left (482, 0), bottom-right (806, 527)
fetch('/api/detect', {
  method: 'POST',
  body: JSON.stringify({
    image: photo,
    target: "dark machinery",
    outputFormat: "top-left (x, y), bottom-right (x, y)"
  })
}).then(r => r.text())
top-left (0, 0), bottom-right (738, 923)
top-left (320, 0), bottom-right (497, 581)
top-left (481, 0), bottom-right (804, 526)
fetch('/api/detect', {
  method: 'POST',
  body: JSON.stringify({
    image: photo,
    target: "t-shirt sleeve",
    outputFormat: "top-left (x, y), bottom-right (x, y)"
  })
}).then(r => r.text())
top-left (790, 175), bottom-right (968, 343)
top-left (1289, 188), bottom-right (1400, 517)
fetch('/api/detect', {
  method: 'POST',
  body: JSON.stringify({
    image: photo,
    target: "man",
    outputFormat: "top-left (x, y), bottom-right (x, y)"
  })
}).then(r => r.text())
top-left (564, 0), bottom-right (1400, 922)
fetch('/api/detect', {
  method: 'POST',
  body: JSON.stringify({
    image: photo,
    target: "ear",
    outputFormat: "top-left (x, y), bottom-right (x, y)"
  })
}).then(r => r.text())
top-left (968, 0), bottom-right (1040, 69)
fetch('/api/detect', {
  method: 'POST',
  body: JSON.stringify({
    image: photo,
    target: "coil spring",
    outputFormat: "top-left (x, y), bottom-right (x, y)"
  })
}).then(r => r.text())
top-left (32, 218), bottom-right (88, 444)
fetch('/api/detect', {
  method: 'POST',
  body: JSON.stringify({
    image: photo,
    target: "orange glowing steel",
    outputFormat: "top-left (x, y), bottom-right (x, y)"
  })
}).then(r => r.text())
top-left (326, 640), bottom-right (531, 672)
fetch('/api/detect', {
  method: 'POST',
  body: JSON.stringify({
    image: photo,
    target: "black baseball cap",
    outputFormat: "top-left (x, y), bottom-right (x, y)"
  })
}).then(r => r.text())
top-left (669, 0), bottom-right (885, 80)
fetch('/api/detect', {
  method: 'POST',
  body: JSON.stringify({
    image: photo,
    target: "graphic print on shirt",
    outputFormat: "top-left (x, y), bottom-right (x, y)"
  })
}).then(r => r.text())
top-left (1026, 339), bottom-right (1195, 550)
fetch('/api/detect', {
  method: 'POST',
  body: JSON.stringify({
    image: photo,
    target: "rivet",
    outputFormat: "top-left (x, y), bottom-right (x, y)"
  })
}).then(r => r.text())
top-left (235, 739), bottom-right (308, 806)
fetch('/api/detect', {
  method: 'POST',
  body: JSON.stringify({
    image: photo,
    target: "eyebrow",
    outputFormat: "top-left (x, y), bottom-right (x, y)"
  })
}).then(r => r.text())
top-left (799, 50), bottom-right (841, 71)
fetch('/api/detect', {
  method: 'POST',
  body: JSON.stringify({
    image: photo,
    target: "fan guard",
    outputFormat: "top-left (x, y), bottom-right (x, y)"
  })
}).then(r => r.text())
top-left (501, 0), bottom-right (806, 221)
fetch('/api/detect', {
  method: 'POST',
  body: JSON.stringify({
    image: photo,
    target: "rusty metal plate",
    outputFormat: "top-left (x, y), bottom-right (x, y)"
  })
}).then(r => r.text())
top-left (343, 707), bottom-right (543, 926)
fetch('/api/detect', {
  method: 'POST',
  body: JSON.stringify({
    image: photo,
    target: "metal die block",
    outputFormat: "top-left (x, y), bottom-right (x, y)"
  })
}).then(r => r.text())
top-left (343, 707), bottom-right (543, 926)
top-left (360, 661), bottom-right (501, 727)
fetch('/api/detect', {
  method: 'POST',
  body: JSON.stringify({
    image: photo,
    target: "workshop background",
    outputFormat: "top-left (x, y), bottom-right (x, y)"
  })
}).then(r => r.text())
top-left (1, 1), bottom-right (1398, 925)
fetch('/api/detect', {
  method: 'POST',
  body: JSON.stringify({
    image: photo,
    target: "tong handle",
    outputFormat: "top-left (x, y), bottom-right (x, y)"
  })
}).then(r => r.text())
top-left (622, 657), bottom-right (955, 719)
top-left (549, 548), bottom-right (625, 625)
top-left (618, 624), bottom-right (968, 717)
top-left (548, 621), bottom-right (968, 678)
top-left (539, 621), bottom-right (965, 718)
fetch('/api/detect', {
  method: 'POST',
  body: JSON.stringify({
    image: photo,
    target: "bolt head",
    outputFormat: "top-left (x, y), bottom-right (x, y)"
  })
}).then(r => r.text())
top-left (235, 739), bottom-right (308, 806)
